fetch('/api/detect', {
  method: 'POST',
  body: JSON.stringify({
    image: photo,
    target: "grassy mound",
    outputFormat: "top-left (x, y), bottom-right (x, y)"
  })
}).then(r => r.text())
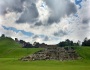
top-left (0, 37), bottom-right (42, 58)
top-left (75, 47), bottom-right (90, 60)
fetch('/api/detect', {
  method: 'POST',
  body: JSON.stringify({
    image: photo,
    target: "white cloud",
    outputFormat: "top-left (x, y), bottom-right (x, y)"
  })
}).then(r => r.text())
top-left (70, 0), bottom-right (75, 3)
top-left (0, 0), bottom-right (90, 44)
top-left (36, 0), bottom-right (50, 23)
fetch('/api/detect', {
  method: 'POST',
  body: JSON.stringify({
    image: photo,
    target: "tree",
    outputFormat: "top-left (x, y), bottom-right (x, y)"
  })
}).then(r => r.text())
top-left (15, 38), bottom-right (18, 42)
top-left (58, 41), bottom-right (66, 47)
top-left (65, 39), bottom-right (71, 46)
top-left (71, 41), bottom-right (74, 46)
top-left (58, 39), bottom-right (79, 47)
top-left (24, 42), bottom-right (32, 48)
top-left (33, 42), bottom-right (40, 48)
top-left (1, 34), bottom-right (5, 38)
top-left (82, 37), bottom-right (90, 46)
top-left (82, 37), bottom-right (88, 46)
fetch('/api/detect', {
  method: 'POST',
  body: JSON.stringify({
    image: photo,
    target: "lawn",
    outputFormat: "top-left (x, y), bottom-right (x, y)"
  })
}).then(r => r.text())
top-left (0, 58), bottom-right (90, 70)
top-left (0, 47), bottom-right (90, 70)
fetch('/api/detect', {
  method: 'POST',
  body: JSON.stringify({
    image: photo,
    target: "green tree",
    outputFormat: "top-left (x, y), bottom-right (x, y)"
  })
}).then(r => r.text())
top-left (1, 34), bottom-right (5, 38)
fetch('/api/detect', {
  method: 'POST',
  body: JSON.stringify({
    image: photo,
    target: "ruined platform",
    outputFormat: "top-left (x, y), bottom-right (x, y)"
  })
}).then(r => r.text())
top-left (20, 47), bottom-right (79, 61)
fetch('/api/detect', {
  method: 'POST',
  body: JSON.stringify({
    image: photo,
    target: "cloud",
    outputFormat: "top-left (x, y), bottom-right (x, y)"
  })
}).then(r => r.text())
top-left (0, 0), bottom-right (39, 23)
top-left (0, 0), bottom-right (77, 25)
top-left (43, 36), bottom-right (49, 41)
top-left (34, 21), bottom-right (42, 26)
top-left (16, 3), bottom-right (39, 23)
top-left (44, 0), bottom-right (77, 24)
top-left (54, 30), bottom-right (68, 37)
top-left (82, 18), bottom-right (89, 24)
top-left (32, 35), bottom-right (39, 39)
top-left (0, 0), bottom-right (24, 15)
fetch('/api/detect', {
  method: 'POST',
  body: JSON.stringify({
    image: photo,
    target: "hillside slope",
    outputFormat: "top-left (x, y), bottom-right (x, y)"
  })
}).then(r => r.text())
top-left (0, 37), bottom-right (90, 60)
top-left (0, 37), bottom-right (42, 58)
top-left (75, 47), bottom-right (90, 60)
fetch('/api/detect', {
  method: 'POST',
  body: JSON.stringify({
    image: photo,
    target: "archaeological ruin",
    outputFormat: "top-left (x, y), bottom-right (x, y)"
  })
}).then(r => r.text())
top-left (21, 46), bottom-right (79, 61)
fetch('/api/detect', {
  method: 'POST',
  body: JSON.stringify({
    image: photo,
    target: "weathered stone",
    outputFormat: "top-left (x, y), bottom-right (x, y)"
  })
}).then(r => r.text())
top-left (20, 47), bottom-right (79, 61)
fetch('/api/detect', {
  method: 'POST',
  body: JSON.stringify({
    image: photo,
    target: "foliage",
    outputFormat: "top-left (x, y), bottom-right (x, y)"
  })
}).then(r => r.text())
top-left (58, 39), bottom-right (79, 47)
top-left (1, 34), bottom-right (5, 38)
top-left (82, 37), bottom-right (90, 46)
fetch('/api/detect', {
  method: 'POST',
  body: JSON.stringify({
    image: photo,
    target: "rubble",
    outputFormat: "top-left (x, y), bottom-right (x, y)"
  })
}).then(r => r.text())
top-left (20, 47), bottom-right (79, 61)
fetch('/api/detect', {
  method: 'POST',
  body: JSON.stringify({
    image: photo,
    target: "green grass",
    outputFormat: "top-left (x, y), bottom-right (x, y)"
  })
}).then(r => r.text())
top-left (0, 37), bottom-right (90, 70)
top-left (0, 58), bottom-right (90, 70)
top-left (75, 46), bottom-right (90, 59)
top-left (0, 48), bottom-right (42, 58)
top-left (0, 37), bottom-right (42, 58)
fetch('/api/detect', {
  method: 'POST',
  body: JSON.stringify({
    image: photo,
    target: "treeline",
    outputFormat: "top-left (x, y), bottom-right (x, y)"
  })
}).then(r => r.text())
top-left (15, 38), bottom-right (40, 48)
top-left (57, 39), bottom-right (80, 47)
top-left (0, 34), bottom-right (39, 48)
top-left (82, 37), bottom-right (90, 46)
top-left (0, 34), bottom-right (13, 40)
top-left (58, 38), bottom-right (90, 47)
top-left (1, 34), bottom-right (90, 48)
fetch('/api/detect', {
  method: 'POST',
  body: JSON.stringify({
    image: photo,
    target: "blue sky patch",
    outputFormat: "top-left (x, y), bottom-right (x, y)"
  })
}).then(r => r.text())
top-left (2, 26), bottom-right (34, 37)
top-left (75, 0), bottom-right (82, 9)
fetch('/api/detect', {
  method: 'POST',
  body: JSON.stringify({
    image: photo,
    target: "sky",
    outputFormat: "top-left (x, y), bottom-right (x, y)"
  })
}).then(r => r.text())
top-left (0, 0), bottom-right (90, 44)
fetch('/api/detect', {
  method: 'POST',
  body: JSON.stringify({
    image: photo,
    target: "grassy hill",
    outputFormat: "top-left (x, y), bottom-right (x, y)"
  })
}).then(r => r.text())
top-left (0, 37), bottom-right (90, 70)
top-left (0, 37), bottom-right (42, 58)
top-left (75, 47), bottom-right (90, 60)
top-left (0, 37), bottom-right (90, 60)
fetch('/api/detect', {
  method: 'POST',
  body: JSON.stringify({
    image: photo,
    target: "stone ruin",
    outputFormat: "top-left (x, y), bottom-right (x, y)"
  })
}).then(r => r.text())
top-left (20, 46), bottom-right (79, 61)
